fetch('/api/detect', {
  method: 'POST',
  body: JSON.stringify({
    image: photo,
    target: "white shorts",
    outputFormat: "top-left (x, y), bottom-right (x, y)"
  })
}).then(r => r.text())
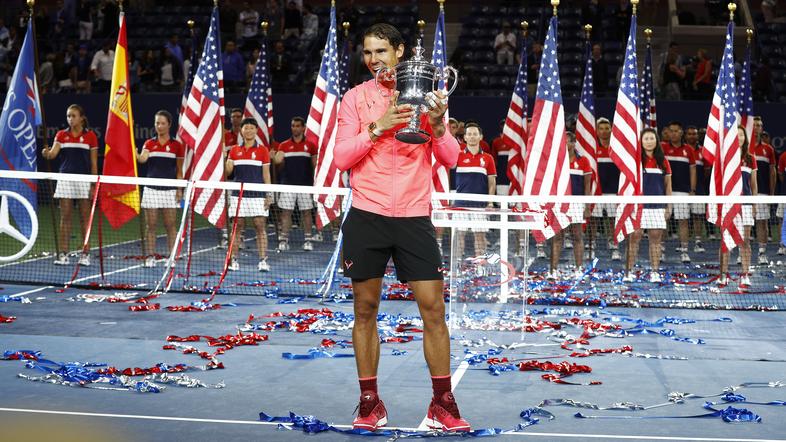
top-left (141, 188), bottom-right (179, 209)
top-left (229, 196), bottom-right (269, 218)
top-left (452, 211), bottom-right (489, 233)
top-left (690, 202), bottom-right (706, 215)
top-left (591, 197), bottom-right (617, 217)
top-left (742, 204), bottom-right (754, 226)
top-left (496, 185), bottom-right (510, 198)
top-left (277, 192), bottom-right (315, 211)
top-left (54, 180), bottom-right (90, 199)
top-left (754, 203), bottom-right (772, 221)
top-left (671, 193), bottom-right (691, 220)
top-left (641, 208), bottom-right (667, 230)
top-left (777, 203), bottom-right (785, 218)
top-left (567, 202), bottom-right (586, 225)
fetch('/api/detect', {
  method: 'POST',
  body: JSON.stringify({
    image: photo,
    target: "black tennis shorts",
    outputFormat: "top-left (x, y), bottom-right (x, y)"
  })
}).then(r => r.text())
top-left (341, 207), bottom-right (443, 282)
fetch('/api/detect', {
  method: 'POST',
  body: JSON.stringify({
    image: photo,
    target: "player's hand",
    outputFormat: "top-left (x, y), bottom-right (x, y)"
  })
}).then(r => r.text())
top-left (375, 91), bottom-right (414, 133)
top-left (176, 188), bottom-right (183, 201)
top-left (226, 158), bottom-right (234, 168)
top-left (264, 196), bottom-right (273, 209)
top-left (426, 90), bottom-right (448, 126)
top-left (273, 150), bottom-right (284, 164)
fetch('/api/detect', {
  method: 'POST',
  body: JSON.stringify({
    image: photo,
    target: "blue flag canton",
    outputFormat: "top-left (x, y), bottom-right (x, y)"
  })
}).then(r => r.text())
top-left (580, 42), bottom-right (595, 112)
top-left (319, 7), bottom-right (340, 97)
top-left (536, 17), bottom-right (563, 104)
top-left (339, 37), bottom-right (351, 97)
top-left (619, 17), bottom-right (639, 106)
top-left (197, 8), bottom-right (223, 103)
top-left (248, 39), bottom-right (270, 112)
top-left (719, 24), bottom-right (738, 131)
top-left (432, 10), bottom-right (447, 89)
top-left (738, 46), bottom-right (753, 117)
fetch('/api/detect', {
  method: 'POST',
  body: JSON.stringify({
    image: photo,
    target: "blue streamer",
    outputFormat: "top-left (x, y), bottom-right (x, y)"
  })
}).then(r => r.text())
top-left (575, 405), bottom-right (762, 423)
top-left (281, 349), bottom-right (354, 360)
top-left (259, 411), bottom-right (505, 437)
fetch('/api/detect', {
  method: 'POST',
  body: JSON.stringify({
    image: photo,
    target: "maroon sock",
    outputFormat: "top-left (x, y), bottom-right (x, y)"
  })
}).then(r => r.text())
top-left (359, 376), bottom-right (378, 395)
top-left (431, 375), bottom-right (452, 399)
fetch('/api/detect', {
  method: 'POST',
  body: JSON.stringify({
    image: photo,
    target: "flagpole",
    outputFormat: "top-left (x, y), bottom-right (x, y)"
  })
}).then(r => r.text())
top-left (583, 23), bottom-right (596, 260)
top-left (26, 0), bottom-right (61, 257)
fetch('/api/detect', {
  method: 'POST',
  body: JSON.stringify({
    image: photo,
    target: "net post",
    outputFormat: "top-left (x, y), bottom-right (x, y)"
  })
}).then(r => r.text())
top-left (499, 200), bottom-right (510, 303)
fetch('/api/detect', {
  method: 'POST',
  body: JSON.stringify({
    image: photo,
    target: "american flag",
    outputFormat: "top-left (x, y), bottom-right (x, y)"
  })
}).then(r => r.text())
top-left (179, 7), bottom-right (227, 228)
top-left (502, 35), bottom-right (527, 197)
top-left (609, 15), bottom-right (642, 243)
top-left (308, 5), bottom-right (342, 229)
top-left (243, 35), bottom-right (274, 147)
top-left (702, 22), bottom-right (743, 252)
top-left (178, 29), bottom-right (200, 178)
top-left (738, 41), bottom-right (755, 149)
top-left (339, 32), bottom-right (351, 97)
top-left (522, 16), bottom-right (571, 242)
top-left (431, 7), bottom-right (450, 205)
top-left (640, 40), bottom-right (657, 129)
top-left (575, 39), bottom-right (600, 196)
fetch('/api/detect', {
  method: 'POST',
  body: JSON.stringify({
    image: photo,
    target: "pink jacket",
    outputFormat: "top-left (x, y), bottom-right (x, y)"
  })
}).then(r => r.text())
top-left (334, 79), bottom-right (459, 217)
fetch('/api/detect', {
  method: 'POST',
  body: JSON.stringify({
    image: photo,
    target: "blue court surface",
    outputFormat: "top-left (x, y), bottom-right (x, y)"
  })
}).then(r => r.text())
top-left (2, 280), bottom-right (786, 442)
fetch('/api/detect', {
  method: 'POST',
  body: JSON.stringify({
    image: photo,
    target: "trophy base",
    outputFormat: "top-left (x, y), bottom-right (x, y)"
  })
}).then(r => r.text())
top-left (395, 128), bottom-right (431, 144)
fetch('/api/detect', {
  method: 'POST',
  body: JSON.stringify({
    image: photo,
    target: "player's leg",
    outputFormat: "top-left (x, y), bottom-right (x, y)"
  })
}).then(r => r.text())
top-left (145, 208), bottom-right (159, 257)
top-left (162, 208), bottom-right (178, 252)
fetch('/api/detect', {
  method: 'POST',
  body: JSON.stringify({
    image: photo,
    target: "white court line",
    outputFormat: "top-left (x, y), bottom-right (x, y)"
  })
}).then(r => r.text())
top-left (416, 355), bottom-right (471, 431)
top-left (0, 408), bottom-right (784, 441)
top-left (7, 286), bottom-right (53, 298)
top-left (0, 227), bottom-right (211, 270)
top-left (70, 244), bottom-right (221, 284)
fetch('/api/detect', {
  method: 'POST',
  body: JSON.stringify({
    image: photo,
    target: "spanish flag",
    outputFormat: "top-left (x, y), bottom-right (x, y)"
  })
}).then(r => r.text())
top-left (100, 11), bottom-right (140, 229)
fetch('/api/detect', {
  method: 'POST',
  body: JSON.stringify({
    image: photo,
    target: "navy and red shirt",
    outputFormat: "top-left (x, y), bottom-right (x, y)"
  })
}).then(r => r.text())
top-left (569, 156), bottom-right (592, 196)
top-left (642, 155), bottom-right (671, 208)
top-left (54, 129), bottom-right (98, 174)
top-left (228, 144), bottom-right (270, 198)
top-left (662, 142), bottom-right (696, 193)
top-left (455, 148), bottom-right (496, 207)
top-left (491, 137), bottom-right (510, 186)
top-left (276, 137), bottom-right (317, 186)
top-left (596, 144), bottom-right (620, 194)
top-left (691, 145), bottom-right (710, 195)
top-left (142, 137), bottom-right (183, 189)
top-left (752, 142), bottom-right (776, 194)
top-left (741, 154), bottom-right (757, 196)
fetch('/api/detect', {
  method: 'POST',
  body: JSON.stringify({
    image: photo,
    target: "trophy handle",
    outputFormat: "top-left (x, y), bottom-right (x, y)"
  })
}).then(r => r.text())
top-left (437, 66), bottom-right (459, 96)
top-left (375, 67), bottom-right (396, 99)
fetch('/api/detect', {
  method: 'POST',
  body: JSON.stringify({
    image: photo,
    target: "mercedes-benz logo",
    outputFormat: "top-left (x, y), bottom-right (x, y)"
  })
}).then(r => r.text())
top-left (0, 190), bottom-right (38, 262)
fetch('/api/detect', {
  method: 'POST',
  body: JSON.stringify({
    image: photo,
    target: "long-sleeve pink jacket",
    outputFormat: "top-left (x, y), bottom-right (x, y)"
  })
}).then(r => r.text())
top-left (333, 79), bottom-right (459, 217)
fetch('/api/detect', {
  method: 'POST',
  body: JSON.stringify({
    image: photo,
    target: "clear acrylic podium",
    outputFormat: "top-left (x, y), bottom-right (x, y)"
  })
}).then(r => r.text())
top-left (431, 204), bottom-right (544, 338)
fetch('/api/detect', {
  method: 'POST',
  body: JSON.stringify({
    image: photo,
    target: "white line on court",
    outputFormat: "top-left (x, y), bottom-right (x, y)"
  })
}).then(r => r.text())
top-left (416, 355), bottom-right (472, 431)
top-left (7, 286), bottom-right (53, 298)
top-left (0, 408), bottom-right (784, 441)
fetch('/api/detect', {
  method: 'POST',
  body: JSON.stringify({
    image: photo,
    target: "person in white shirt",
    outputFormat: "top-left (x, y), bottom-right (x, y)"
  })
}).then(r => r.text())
top-left (494, 22), bottom-right (516, 65)
top-left (90, 40), bottom-right (114, 92)
top-left (237, 2), bottom-right (260, 50)
top-left (300, 3), bottom-right (318, 49)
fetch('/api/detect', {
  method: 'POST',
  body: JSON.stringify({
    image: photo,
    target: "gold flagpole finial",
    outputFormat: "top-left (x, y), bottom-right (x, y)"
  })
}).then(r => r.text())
top-left (342, 21), bottom-right (350, 38)
top-left (118, 0), bottom-right (123, 12)
top-left (728, 2), bottom-right (737, 21)
top-left (187, 19), bottom-right (195, 30)
top-left (261, 21), bottom-right (269, 36)
top-left (644, 28), bottom-right (652, 43)
top-left (437, 0), bottom-right (445, 11)
top-left (551, 0), bottom-right (559, 17)
top-left (214, 0), bottom-right (219, 7)
top-left (417, 19), bottom-right (426, 38)
top-left (331, 0), bottom-right (335, 7)
top-left (584, 24), bottom-right (592, 40)
top-left (521, 21), bottom-right (529, 37)
top-left (632, 0), bottom-right (639, 16)
top-left (746, 28), bottom-right (753, 44)
top-left (26, 0), bottom-right (34, 15)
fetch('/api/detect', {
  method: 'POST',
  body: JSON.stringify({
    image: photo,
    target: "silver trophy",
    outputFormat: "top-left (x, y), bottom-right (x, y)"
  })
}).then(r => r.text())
top-left (375, 39), bottom-right (458, 144)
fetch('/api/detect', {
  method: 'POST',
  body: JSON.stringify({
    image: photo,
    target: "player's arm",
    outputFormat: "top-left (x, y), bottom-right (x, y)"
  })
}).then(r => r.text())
top-left (486, 175), bottom-right (496, 208)
top-left (225, 154), bottom-right (235, 176)
top-left (90, 146), bottom-right (98, 175)
top-left (769, 157), bottom-right (776, 196)
top-left (43, 140), bottom-right (61, 160)
top-left (751, 169), bottom-right (758, 196)
top-left (583, 173), bottom-right (591, 196)
top-left (137, 143), bottom-right (150, 164)
top-left (665, 174), bottom-right (673, 218)
top-left (263, 163), bottom-right (273, 208)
